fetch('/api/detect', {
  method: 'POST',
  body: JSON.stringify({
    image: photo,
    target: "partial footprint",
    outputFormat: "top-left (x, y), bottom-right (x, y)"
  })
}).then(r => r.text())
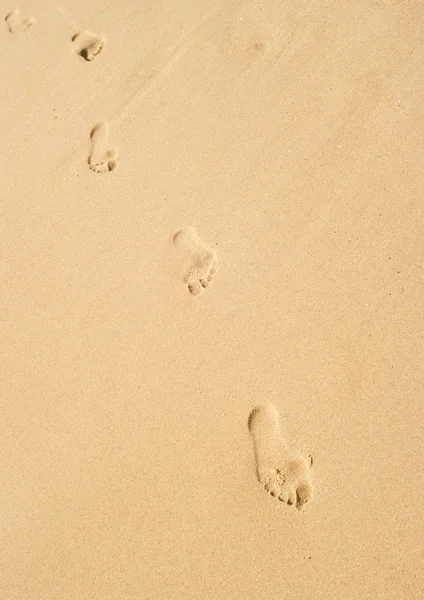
top-left (72, 31), bottom-right (105, 61)
top-left (173, 226), bottom-right (218, 296)
top-left (5, 8), bottom-right (35, 33)
top-left (248, 403), bottom-right (313, 509)
top-left (88, 122), bottom-right (118, 174)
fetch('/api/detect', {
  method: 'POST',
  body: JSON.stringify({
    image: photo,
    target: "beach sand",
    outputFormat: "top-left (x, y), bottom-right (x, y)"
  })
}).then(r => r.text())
top-left (1, 1), bottom-right (423, 598)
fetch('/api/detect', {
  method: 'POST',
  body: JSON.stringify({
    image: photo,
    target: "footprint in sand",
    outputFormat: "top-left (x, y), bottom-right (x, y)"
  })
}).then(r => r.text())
top-left (248, 403), bottom-right (313, 509)
top-left (5, 8), bottom-right (35, 33)
top-left (173, 226), bottom-right (218, 296)
top-left (88, 122), bottom-right (118, 174)
top-left (72, 31), bottom-right (105, 61)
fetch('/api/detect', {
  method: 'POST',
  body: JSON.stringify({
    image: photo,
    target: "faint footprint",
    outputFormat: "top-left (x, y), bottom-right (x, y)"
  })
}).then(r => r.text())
top-left (248, 403), bottom-right (313, 509)
top-left (72, 30), bottom-right (105, 61)
top-left (173, 227), bottom-right (218, 296)
top-left (5, 8), bottom-right (35, 33)
top-left (88, 122), bottom-right (118, 174)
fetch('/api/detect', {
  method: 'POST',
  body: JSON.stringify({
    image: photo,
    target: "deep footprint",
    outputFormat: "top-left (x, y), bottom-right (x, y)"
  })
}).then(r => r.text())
top-left (72, 31), bottom-right (105, 61)
top-left (248, 403), bottom-right (313, 509)
top-left (5, 8), bottom-right (35, 33)
top-left (88, 122), bottom-right (118, 174)
top-left (173, 226), bottom-right (218, 296)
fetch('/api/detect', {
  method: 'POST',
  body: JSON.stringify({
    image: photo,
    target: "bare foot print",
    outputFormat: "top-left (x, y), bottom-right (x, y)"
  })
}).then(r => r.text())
top-left (5, 8), bottom-right (35, 33)
top-left (173, 226), bottom-right (218, 296)
top-left (72, 31), bottom-right (105, 61)
top-left (248, 403), bottom-right (313, 509)
top-left (88, 122), bottom-right (118, 174)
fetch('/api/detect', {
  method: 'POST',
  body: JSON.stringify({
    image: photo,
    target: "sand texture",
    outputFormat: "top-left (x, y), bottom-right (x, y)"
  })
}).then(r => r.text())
top-left (1, 1), bottom-right (423, 598)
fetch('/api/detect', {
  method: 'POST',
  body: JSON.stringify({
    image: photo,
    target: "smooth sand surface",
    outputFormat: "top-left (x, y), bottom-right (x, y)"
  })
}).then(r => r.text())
top-left (1, 1), bottom-right (423, 598)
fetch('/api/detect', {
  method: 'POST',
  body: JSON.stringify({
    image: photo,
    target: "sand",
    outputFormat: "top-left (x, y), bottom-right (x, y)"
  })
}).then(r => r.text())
top-left (1, 0), bottom-right (423, 598)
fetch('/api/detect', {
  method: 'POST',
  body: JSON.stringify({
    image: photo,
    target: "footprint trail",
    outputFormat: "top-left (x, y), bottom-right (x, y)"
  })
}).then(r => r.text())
top-left (248, 403), bottom-right (313, 509)
top-left (173, 227), bottom-right (218, 296)
top-left (88, 122), bottom-right (118, 174)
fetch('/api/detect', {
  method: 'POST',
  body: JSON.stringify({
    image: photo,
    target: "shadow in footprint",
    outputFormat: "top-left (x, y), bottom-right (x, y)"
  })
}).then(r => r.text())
top-left (5, 8), bottom-right (35, 33)
top-left (72, 31), bottom-right (105, 61)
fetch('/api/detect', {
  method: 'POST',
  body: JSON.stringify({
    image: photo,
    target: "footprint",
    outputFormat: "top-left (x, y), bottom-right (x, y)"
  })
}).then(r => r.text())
top-left (5, 8), bottom-right (35, 33)
top-left (88, 122), bottom-right (118, 174)
top-left (248, 403), bottom-right (313, 509)
top-left (72, 31), bottom-right (105, 61)
top-left (173, 227), bottom-right (218, 296)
